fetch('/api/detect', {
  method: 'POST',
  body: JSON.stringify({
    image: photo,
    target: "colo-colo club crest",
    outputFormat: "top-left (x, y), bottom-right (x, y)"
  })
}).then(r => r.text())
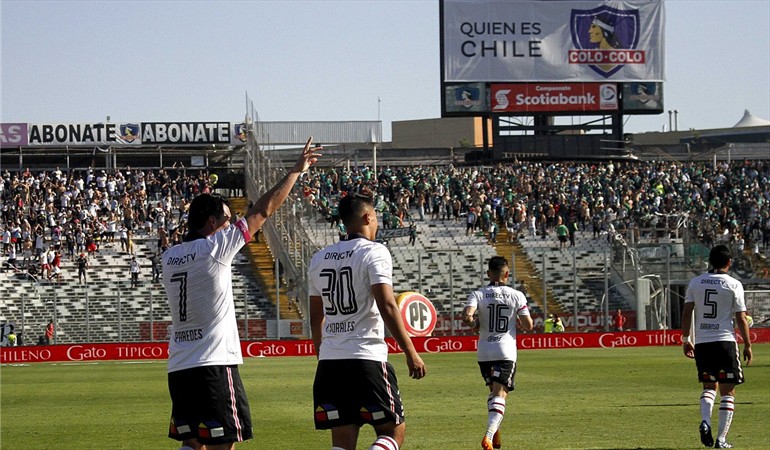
top-left (119, 123), bottom-right (140, 143)
top-left (569, 5), bottom-right (642, 78)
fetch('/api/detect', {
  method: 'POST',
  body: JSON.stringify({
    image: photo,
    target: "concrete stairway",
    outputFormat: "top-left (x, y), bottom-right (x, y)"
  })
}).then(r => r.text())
top-left (493, 227), bottom-right (566, 316)
top-left (229, 197), bottom-right (302, 322)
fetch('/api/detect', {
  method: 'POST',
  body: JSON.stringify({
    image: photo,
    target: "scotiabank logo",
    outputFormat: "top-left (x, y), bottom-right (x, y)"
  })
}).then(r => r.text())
top-left (491, 83), bottom-right (617, 113)
top-left (569, 6), bottom-right (643, 78)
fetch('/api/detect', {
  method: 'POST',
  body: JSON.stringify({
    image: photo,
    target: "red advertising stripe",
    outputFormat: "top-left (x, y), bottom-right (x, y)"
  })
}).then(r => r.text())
top-left (2, 329), bottom-right (768, 363)
top-left (491, 83), bottom-right (618, 113)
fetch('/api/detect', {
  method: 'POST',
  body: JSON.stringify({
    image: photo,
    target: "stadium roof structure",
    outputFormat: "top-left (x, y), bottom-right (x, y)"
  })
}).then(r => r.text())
top-left (733, 109), bottom-right (770, 128)
top-left (254, 121), bottom-right (382, 146)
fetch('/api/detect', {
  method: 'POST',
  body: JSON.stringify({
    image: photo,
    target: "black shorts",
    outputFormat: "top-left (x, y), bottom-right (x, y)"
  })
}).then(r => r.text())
top-left (168, 365), bottom-right (253, 444)
top-left (313, 359), bottom-right (404, 429)
top-left (558, 235), bottom-right (567, 242)
top-left (694, 341), bottom-right (745, 385)
top-left (478, 360), bottom-right (517, 391)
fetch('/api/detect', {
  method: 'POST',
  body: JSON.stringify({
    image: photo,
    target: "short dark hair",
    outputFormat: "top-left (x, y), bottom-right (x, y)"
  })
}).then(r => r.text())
top-left (709, 244), bottom-right (731, 269)
top-left (488, 256), bottom-right (508, 273)
top-left (338, 193), bottom-right (374, 228)
top-left (186, 194), bottom-right (229, 232)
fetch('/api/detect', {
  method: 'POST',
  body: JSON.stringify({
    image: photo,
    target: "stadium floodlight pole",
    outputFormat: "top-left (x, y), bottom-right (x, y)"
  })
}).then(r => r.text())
top-left (510, 251), bottom-right (516, 287)
top-left (449, 252), bottom-right (455, 335)
top-left (542, 255), bottom-right (548, 320)
top-left (276, 257), bottom-right (281, 339)
top-left (572, 250), bottom-right (578, 332)
top-left (666, 246), bottom-right (672, 330)
top-left (604, 248), bottom-right (610, 332)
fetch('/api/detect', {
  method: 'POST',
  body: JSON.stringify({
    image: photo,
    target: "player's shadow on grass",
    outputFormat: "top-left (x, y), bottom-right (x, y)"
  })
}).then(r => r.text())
top-left (617, 402), bottom-right (754, 407)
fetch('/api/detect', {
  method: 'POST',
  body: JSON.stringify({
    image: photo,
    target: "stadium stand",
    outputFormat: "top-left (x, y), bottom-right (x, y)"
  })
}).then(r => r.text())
top-left (2, 156), bottom-right (769, 343)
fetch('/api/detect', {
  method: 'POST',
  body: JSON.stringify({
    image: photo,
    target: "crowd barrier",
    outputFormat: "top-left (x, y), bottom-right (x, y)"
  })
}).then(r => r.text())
top-left (3, 328), bottom-right (768, 364)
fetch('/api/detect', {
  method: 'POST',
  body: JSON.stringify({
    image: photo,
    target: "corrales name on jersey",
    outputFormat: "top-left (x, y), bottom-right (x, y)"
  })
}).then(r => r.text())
top-left (323, 250), bottom-right (354, 260)
top-left (326, 321), bottom-right (355, 334)
top-left (174, 329), bottom-right (203, 343)
top-left (166, 252), bottom-right (196, 266)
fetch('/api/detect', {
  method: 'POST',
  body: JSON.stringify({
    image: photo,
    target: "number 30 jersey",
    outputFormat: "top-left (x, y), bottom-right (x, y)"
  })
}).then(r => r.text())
top-left (466, 284), bottom-right (529, 362)
top-left (685, 272), bottom-right (746, 344)
top-left (162, 218), bottom-right (251, 373)
top-left (308, 237), bottom-right (392, 362)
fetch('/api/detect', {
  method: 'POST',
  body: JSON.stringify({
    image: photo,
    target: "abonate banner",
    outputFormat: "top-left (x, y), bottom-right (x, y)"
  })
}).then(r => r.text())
top-left (442, 0), bottom-right (665, 82)
top-left (0, 121), bottom-right (250, 147)
top-left (3, 328), bottom-right (768, 363)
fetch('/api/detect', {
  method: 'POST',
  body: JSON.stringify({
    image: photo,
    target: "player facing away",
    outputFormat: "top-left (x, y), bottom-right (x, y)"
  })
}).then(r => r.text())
top-left (162, 138), bottom-right (320, 450)
top-left (462, 256), bottom-right (533, 450)
top-left (309, 192), bottom-right (427, 450)
top-left (681, 245), bottom-right (752, 449)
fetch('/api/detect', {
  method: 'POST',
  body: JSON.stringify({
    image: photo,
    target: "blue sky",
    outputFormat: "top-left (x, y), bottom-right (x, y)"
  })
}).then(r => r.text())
top-left (1, 0), bottom-right (768, 141)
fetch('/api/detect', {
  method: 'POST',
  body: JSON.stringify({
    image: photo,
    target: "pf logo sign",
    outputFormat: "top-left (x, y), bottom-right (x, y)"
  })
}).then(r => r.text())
top-left (396, 292), bottom-right (437, 337)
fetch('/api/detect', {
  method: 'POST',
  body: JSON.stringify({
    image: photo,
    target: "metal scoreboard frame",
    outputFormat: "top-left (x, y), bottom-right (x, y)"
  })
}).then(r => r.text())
top-left (439, 0), bottom-right (666, 159)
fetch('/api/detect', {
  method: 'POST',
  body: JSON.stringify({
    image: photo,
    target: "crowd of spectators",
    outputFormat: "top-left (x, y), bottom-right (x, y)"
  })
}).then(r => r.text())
top-left (1, 165), bottom-right (215, 282)
top-left (3, 159), bottom-right (769, 283)
top-left (300, 160), bottom-right (770, 258)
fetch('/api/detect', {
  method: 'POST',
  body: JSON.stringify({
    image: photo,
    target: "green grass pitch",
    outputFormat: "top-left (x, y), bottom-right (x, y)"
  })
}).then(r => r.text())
top-left (1, 344), bottom-right (768, 449)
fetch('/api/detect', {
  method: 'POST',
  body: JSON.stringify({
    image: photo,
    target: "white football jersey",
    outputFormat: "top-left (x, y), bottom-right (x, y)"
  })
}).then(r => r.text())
top-left (163, 218), bottom-right (251, 372)
top-left (309, 236), bottom-right (392, 362)
top-left (466, 284), bottom-right (530, 362)
top-left (685, 271), bottom-right (746, 344)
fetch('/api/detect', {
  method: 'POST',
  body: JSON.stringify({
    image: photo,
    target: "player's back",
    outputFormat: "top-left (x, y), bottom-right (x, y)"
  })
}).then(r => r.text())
top-left (471, 284), bottom-right (528, 361)
top-left (308, 237), bottom-right (392, 361)
top-left (685, 271), bottom-right (745, 344)
top-left (162, 222), bottom-right (247, 371)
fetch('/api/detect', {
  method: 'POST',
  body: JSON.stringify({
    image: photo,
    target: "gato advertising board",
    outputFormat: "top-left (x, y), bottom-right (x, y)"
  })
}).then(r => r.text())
top-left (491, 83), bottom-right (618, 113)
top-left (4, 329), bottom-right (768, 363)
top-left (441, 0), bottom-right (665, 82)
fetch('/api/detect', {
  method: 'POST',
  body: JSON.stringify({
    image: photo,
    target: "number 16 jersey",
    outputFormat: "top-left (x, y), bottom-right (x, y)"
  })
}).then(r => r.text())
top-left (466, 284), bottom-right (529, 362)
top-left (309, 237), bottom-right (393, 362)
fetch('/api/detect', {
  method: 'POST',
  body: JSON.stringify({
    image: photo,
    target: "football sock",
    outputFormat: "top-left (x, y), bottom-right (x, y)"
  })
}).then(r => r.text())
top-left (369, 435), bottom-right (399, 450)
top-left (700, 389), bottom-right (716, 424)
top-left (717, 396), bottom-right (735, 443)
top-left (331, 447), bottom-right (346, 450)
top-left (486, 395), bottom-right (506, 439)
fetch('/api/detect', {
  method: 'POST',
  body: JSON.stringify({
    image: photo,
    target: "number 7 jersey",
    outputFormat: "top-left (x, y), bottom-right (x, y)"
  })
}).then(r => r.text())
top-left (466, 284), bottom-right (530, 362)
top-left (162, 218), bottom-right (251, 372)
top-left (685, 272), bottom-right (746, 344)
top-left (308, 237), bottom-right (393, 362)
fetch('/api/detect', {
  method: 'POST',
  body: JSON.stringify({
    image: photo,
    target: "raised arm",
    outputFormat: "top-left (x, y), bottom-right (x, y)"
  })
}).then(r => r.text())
top-left (245, 137), bottom-right (321, 235)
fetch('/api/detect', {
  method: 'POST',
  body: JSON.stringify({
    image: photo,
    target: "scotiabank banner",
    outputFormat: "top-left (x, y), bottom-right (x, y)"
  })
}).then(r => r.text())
top-left (491, 83), bottom-right (618, 113)
top-left (3, 329), bottom-right (768, 364)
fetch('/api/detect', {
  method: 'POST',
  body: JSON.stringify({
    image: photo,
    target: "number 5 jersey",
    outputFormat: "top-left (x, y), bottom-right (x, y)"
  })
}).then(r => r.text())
top-left (685, 271), bottom-right (746, 344)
